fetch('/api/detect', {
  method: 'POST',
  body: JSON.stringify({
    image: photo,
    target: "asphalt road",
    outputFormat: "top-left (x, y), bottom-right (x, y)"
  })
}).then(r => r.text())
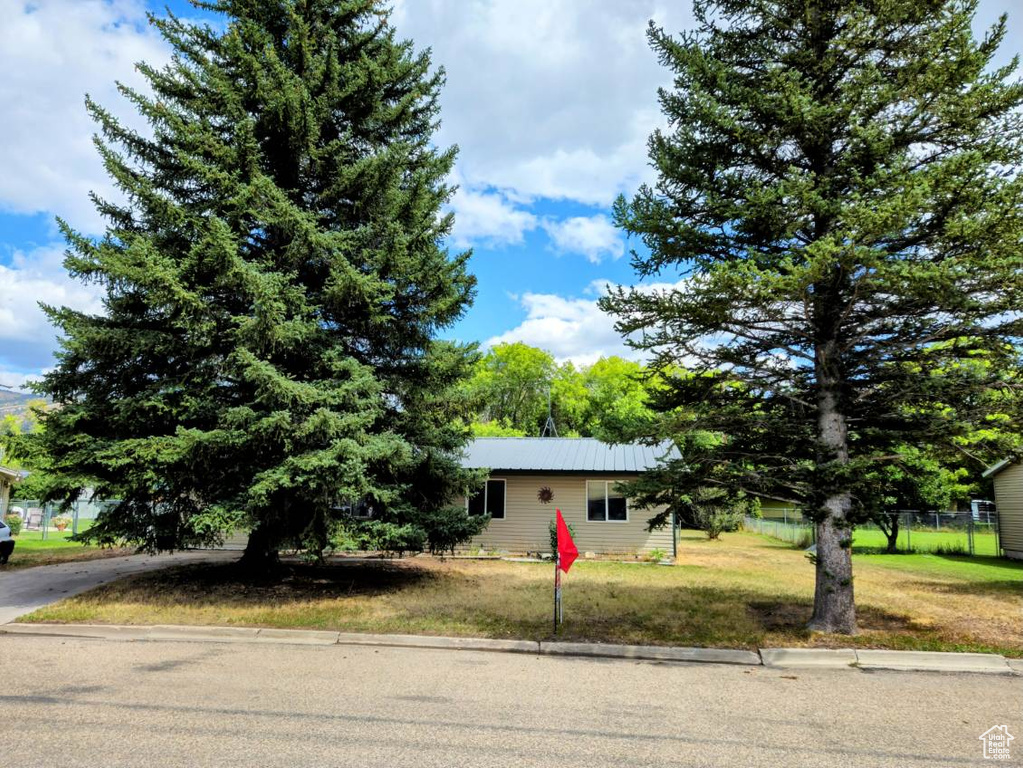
top-left (0, 551), bottom-right (235, 624)
top-left (1, 635), bottom-right (1019, 767)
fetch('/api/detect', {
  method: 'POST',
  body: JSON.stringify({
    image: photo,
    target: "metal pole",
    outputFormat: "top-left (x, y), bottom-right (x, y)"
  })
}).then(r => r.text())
top-left (553, 551), bottom-right (559, 634)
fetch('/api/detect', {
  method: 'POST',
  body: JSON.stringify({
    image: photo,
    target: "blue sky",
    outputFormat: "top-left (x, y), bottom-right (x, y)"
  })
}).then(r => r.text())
top-left (0, 0), bottom-right (1020, 388)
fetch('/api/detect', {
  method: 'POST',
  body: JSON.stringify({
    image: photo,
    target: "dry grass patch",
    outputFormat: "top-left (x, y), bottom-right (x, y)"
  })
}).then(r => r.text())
top-left (20, 532), bottom-right (1023, 656)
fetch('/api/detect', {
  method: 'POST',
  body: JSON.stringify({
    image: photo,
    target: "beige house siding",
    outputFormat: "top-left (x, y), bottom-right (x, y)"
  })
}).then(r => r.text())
top-left (0, 479), bottom-right (9, 516)
top-left (460, 474), bottom-right (673, 555)
top-left (993, 462), bottom-right (1023, 560)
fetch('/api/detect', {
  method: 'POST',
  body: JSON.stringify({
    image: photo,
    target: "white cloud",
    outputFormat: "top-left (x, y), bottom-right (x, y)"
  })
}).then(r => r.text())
top-left (0, 245), bottom-right (105, 372)
top-left (0, 0), bottom-right (170, 233)
top-left (392, 1), bottom-right (688, 207)
top-left (448, 185), bottom-right (538, 247)
top-left (486, 277), bottom-right (690, 366)
top-left (543, 214), bottom-right (624, 263)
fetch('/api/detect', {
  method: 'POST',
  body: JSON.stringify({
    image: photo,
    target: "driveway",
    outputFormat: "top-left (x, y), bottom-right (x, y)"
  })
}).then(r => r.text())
top-left (1, 634), bottom-right (1020, 767)
top-left (0, 551), bottom-right (235, 624)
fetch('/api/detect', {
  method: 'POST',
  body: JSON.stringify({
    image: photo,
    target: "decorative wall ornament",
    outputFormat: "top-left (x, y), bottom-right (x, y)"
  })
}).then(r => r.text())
top-left (537, 486), bottom-right (554, 504)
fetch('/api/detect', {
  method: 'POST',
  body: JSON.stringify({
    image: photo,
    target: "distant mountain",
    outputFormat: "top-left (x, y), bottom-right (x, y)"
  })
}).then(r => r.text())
top-left (0, 389), bottom-right (46, 421)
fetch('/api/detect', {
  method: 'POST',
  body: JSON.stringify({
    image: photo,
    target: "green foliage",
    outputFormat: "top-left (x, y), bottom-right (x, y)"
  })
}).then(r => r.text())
top-left (467, 343), bottom-right (556, 435)
top-left (21, 1), bottom-right (478, 566)
top-left (469, 419), bottom-right (527, 438)
top-left (421, 506), bottom-right (491, 555)
top-left (646, 548), bottom-right (667, 562)
top-left (465, 344), bottom-right (658, 439)
top-left (601, 0), bottom-right (1023, 630)
top-left (4, 514), bottom-right (22, 536)
top-left (355, 521), bottom-right (427, 558)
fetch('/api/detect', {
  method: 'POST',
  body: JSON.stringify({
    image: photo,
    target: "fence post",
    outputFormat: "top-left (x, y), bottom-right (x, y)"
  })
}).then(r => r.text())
top-left (968, 516), bottom-right (975, 557)
top-left (906, 514), bottom-right (911, 552)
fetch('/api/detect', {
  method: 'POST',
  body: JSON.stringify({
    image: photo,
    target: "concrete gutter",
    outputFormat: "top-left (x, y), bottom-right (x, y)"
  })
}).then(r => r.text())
top-left (1, 623), bottom-right (1018, 675)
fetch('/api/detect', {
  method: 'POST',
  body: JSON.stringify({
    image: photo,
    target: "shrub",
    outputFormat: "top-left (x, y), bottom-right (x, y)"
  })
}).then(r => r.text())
top-left (646, 548), bottom-right (667, 562)
top-left (693, 507), bottom-right (743, 540)
top-left (356, 521), bottom-right (426, 558)
top-left (4, 513), bottom-right (22, 536)
top-left (422, 507), bottom-right (491, 555)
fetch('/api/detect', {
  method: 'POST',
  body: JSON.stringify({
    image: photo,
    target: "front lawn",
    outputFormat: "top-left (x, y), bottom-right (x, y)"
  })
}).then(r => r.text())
top-left (19, 531), bottom-right (1023, 656)
top-left (1, 530), bottom-right (131, 571)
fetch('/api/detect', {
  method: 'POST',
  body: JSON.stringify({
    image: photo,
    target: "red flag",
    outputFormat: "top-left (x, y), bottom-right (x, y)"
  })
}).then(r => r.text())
top-left (556, 509), bottom-right (578, 573)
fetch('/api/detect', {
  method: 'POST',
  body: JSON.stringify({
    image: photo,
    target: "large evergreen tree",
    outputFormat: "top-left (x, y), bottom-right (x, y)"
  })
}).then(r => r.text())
top-left (603, 0), bottom-right (1023, 632)
top-left (28, 0), bottom-right (479, 568)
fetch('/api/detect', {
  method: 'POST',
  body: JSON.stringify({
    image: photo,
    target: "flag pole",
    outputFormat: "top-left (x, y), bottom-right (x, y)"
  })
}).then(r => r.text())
top-left (553, 547), bottom-right (559, 633)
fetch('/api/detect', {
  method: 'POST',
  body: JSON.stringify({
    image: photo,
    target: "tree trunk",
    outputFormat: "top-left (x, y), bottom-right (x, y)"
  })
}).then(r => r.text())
top-left (808, 365), bottom-right (858, 634)
top-left (884, 513), bottom-right (900, 554)
top-left (238, 522), bottom-right (280, 573)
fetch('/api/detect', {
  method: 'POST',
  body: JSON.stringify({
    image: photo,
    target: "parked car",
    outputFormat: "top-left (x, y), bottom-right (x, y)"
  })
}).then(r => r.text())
top-left (0, 518), bottom-right (14, 564)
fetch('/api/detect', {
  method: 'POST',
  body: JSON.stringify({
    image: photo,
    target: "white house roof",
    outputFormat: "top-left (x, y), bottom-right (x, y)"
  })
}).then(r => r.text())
top-left (460, 437), bottom-right (677, 473)
top-left (0, 465), bottom-right (21, 482)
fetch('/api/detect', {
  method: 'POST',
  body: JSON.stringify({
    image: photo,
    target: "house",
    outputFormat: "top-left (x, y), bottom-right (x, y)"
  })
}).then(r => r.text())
top-left (458, 437), bottom-right (677, 556)
top-left (0, 465), bottom-right (20, 517)
top-left (982, 459), bottom-right (1023, 560)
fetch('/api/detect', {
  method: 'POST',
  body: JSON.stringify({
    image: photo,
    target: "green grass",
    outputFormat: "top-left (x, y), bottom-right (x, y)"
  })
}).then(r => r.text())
top-left (1, 528), bottom-right (130, 571)
top-left (851, 527), bottom-right (999, 556)
top-left (20, 531), bottom-right (1023, 656)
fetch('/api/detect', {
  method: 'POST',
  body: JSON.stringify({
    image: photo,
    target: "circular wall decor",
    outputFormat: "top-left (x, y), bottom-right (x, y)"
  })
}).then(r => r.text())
top-left (537, 486), bottom-right (554, 504)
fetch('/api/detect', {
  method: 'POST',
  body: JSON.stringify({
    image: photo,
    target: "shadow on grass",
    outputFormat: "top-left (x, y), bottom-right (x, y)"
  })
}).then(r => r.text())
top-left (747, 600), bottom-right (917, 637)
top-left (98, 559), bottom-right (436, 607)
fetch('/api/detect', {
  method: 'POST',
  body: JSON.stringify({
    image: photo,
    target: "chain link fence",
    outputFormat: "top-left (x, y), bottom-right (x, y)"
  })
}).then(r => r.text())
top-left (745, 505), bottom-right (1001, 557)
top-left (6, 496), bottom-right (118, 539)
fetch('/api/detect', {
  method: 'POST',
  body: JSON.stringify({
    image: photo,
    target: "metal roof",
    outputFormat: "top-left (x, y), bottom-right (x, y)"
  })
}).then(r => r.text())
top-left (460, 437), bottom-right (677, 473)
top-left (982, 458), bottom-right (1013, 479)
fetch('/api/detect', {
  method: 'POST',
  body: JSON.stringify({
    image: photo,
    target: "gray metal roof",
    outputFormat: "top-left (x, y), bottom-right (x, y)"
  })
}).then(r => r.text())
top-left (460, 437), bottom-right (677, 473)
top-left (982, 458), bottom-right (1013, 478)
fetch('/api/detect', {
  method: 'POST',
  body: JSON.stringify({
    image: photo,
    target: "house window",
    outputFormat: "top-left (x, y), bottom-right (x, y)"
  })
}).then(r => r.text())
top-left (333, 498), bottom-right (374, 519)
top-left (586, 480), bottom-right (627, 522)
top-left (467, 479), bottom-right (506, 519)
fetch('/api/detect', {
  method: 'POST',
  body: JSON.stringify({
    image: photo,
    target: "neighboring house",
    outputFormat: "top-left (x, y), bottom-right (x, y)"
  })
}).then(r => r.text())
top-left (458, 437), bottom-right (677, 556)
top-left (0, 465), bottom-right (20, 517)
top-left (982, 459), bottom-right (1023, 560)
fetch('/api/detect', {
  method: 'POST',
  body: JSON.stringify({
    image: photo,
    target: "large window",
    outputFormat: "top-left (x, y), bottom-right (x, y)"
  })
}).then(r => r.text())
top-left (586, 480), bottom-right (627, 522)
top-left (467, 479), bottom-right (506, 519)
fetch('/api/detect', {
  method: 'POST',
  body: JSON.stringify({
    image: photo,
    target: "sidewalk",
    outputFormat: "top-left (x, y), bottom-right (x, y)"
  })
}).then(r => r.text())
top-left (1, 621), bottom-right (1018, 676)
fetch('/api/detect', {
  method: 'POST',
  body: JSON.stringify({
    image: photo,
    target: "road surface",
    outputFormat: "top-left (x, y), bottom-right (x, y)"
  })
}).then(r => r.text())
top-left (1, 634), bottom-right (1018, 767)
top-left (0, 551), bottom-right (234, 624)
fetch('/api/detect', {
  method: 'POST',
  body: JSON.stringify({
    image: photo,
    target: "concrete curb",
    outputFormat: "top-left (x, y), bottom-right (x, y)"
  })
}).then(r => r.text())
top-left (0, 623), bottom-right (1017, 674)
top-left (541, 641), bottom-right (761, 666)
top-left (761, 648), bottom-right (858, 668)
top-left (854, 649), bottom-right (1014, 675)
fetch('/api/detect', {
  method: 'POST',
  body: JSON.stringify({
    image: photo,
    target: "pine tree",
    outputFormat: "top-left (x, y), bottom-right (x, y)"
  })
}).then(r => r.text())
top-left (602, 0), bottom-right (1023, 632)
top-left (28, 0), bottom-right (479, 569)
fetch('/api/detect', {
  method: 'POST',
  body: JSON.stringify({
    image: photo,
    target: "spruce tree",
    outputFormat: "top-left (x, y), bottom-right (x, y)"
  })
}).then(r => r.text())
top-left (29, 0), bottom-right (479, 568)
top-left (603, 0), bottom-right (1023, 632)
